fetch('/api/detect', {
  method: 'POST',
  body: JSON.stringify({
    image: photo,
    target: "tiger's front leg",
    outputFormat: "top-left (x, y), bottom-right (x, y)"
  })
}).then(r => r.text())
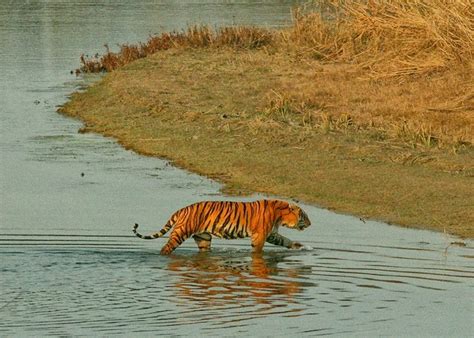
top-left (266, 232), bottom-right (303, 249)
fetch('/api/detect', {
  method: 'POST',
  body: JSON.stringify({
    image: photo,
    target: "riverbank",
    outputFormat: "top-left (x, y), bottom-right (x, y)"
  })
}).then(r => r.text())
top-left (59, 2), bottom-right (473, 238)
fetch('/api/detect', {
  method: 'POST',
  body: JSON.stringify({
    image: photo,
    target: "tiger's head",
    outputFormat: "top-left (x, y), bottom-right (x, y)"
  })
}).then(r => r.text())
top-left (279, 202), bottom-right (311, 231)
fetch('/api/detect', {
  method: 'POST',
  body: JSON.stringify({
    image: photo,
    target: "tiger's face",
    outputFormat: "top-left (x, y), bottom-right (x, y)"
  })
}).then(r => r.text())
top-left (280, 204), bottom-right (311, 231)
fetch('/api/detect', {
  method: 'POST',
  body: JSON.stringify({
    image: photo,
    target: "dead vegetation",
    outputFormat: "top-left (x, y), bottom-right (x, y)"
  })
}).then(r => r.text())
top-left (286, 0), bottom-right (473, 78)
top-left (79, 26), bottom-right (273, 72)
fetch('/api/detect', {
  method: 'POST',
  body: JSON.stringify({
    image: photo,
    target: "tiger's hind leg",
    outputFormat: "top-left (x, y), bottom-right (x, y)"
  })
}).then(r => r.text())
top-left (193, 232), bottom-right (212, 252)
top-left (251, 233), bottom-right (265, 254)
top-left (160, 226), bottom-right (191, 255)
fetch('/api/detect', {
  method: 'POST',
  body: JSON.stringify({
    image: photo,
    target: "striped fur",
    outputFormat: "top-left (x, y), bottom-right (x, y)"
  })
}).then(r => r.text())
top-left (133, 199), bottom-right (311, 255)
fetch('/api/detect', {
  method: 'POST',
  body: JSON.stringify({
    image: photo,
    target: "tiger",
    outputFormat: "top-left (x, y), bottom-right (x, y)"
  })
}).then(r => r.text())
top-left (133, 199), bottom-right (311, 255)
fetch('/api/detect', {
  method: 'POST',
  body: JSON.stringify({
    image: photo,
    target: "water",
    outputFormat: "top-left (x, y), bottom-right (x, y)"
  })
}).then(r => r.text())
top-left (0, 1), bottom-right (473, 336)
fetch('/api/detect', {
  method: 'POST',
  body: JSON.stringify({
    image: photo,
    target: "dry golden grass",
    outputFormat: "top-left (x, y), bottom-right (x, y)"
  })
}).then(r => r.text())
top-left (259, 62), bottom-right (473, 147)
top-left (286, 0), bottom-right (473, 77)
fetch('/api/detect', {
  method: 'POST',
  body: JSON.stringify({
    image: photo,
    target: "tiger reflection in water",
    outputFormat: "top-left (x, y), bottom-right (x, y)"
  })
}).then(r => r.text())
top-left (166, 251), bottom-right (312, 307)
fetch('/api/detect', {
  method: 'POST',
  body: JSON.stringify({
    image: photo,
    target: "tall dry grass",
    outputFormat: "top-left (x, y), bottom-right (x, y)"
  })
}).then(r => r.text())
top-left (285, 0), bottom-right (473, 77)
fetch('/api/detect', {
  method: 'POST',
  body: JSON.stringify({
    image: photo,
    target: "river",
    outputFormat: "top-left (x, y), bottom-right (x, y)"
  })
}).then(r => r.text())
top-left (1, 1), bottom-right (473, 336)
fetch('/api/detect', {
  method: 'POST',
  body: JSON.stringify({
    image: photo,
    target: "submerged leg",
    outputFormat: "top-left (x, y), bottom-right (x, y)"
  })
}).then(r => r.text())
top-left (160, 226), bottom-right (190, 255)
top-left (193, 232), bottom-right (212, 252)
top-left (266, 232), bottom-right (303, 249)
top-left (251, 233), bottom-right (266, 254)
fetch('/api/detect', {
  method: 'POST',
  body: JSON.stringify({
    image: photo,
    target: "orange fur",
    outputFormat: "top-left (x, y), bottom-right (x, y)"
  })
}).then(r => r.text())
top-left (133, 199), bottom-right (311, 255)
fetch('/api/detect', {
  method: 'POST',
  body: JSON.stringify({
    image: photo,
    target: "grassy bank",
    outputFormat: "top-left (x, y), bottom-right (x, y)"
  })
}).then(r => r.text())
top-left (61, 1), bottom-right (474, 238)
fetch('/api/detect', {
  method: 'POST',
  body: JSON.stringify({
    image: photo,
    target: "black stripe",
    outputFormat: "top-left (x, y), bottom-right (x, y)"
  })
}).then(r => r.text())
top-left (210, 202), bottom-right (225, 234)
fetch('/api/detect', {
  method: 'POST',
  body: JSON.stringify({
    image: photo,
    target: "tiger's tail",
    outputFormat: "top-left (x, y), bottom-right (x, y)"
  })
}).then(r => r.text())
top-left (133, 222), bottom-right (173, 240)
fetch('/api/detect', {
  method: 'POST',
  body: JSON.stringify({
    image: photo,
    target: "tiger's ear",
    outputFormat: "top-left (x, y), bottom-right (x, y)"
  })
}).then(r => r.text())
top-left (290, 203), bottom-right (302, 214)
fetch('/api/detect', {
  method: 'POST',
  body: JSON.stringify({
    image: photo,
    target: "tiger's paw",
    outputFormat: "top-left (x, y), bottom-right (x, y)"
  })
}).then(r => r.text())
top-left (289, 242), bottom-right (304, 250)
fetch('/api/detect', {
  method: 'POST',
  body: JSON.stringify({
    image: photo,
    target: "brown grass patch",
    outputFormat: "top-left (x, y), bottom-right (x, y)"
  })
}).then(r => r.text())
top-left (259, 63), bottom-right (473, 147)
top-left (286, 0), bottom-right (473, 77)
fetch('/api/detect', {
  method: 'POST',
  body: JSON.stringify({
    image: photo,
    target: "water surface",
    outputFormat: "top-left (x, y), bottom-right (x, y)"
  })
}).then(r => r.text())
top-left (1, 1), bottom-right (473, 336)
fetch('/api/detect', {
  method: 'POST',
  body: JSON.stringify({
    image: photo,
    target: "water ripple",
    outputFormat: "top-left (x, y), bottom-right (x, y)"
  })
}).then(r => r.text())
top-left (1, 234), bottom-right (473, 336)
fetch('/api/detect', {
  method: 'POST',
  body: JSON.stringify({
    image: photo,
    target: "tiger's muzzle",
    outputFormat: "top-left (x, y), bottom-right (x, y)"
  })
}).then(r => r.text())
top-left (297, 210), bottom-right (311, 230)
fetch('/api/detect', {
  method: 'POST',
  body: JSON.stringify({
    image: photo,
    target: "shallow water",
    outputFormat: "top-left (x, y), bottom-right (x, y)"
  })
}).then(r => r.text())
top-left (2, 224), bottom-right (473, 336)
top-left (1, 1), bottom-right (473, 337)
